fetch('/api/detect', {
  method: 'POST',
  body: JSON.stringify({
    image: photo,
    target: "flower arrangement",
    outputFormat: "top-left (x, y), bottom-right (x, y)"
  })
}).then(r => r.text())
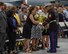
top-left (34, 11), bottom-right (47, 23)
top-left (34, 11), bottom-right (47, 31)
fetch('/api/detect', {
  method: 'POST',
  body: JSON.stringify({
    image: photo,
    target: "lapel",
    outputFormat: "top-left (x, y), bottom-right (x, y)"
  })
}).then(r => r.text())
top-left (0, 11), bottom-right (8, 27)
top-left (0, 11), bottom-right (7, 22)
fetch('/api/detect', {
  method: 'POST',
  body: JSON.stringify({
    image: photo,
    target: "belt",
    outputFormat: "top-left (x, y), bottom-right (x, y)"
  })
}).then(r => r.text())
top-left (49, 20), bottom-right (56, 24)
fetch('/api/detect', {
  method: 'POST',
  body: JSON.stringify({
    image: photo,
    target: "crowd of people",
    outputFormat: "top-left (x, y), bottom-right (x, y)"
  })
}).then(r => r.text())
top-left (0, 1), bottom-right (68, 54)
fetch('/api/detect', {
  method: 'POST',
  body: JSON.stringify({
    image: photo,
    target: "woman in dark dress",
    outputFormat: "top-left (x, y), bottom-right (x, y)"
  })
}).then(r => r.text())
top-left (23, 6), bottom-right (40, 52)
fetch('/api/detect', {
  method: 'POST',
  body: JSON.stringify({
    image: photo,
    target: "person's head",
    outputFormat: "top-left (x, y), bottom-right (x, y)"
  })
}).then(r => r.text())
top-left (58, 7), bottom-right (63, 13)
top-left (7, 10), bottom-right (15, 17)
top-left (29, 6), bottom-right (36, 15)
top-left (11, 6), bottom-right (18, 13)
top-left (21, 1), bottom-right (27, 9)
top-left (2, 4), bottom-right (7, 11)
top-left (22, 1), bottom-right (26, 5)
top-left (45, 3), bottom-right (53, 11)
top-left (65, 6), bottom-right (68, 10)
top-left (0, 2), bottom-right (4, 10)
top-left (53, 7), bottom-right (57, 11)
top-left (43, 6), bottom-right (48, 13)
top-left (22, 7), bottom-right (27, 13)
top-left (37, 6), bottom-right (43, 11)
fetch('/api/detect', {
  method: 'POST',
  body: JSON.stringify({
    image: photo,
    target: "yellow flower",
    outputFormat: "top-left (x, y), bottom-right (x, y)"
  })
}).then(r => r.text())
top-left (34, 12), bottom-right (47, 23)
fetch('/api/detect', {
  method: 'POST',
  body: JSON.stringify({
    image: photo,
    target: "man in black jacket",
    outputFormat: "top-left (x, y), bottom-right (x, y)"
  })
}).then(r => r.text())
top-left (0, 2), bottom-right (7, 54)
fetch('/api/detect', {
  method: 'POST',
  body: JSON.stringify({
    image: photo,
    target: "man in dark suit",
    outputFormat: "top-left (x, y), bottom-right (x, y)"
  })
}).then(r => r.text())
top-left (0, 2), bottom-right (7, 54)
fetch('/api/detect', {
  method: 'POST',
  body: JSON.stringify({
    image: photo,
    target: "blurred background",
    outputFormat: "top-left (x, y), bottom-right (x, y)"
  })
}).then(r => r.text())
top-left (0, 0), bottom-right (68, 7)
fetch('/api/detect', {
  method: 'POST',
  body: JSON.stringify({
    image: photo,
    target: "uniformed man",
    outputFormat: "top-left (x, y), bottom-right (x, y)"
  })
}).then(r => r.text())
top-left (47, 4), bottom-right (58, 53)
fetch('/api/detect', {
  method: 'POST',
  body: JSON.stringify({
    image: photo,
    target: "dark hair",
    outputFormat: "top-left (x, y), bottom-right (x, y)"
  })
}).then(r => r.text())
top-left (11, 6), bottom-right (17, 10)
top-left (29, 6), bottom-right (36, 14)
top-left (7, 10), bottom-right (15, 17)
top-left (0, 2), bottom-right (4, 6)
top-left (39, 6), bottom-right (42, 9)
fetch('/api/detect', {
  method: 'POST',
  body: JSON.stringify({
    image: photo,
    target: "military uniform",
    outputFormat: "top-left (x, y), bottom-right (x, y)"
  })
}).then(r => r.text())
top-left (47, 9), bottom-right (58, 53)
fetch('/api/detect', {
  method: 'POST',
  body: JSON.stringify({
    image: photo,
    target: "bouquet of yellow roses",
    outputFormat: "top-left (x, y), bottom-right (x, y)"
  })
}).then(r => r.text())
top-left (34, 11), bottom-right (47, 31)
top-left (34, 11), bottom-right (47, 23)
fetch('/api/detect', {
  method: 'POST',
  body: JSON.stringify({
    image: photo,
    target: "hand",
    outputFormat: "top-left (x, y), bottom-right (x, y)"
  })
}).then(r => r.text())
top-left (39, 22), bottom-right (42, 25)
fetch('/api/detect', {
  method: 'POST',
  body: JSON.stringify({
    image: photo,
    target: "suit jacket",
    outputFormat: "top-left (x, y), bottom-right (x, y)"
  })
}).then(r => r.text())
top-left (0, 11), bottom-right (7, 34)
